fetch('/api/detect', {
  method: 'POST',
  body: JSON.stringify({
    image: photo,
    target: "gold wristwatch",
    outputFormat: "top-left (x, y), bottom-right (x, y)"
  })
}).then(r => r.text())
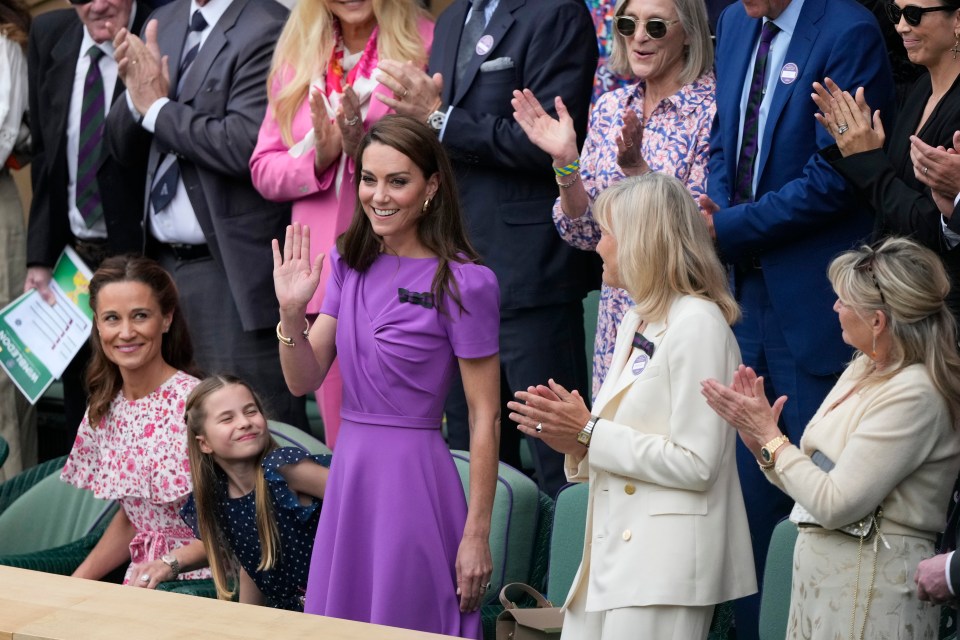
top-left (759, 434), bottom-right (790, 469)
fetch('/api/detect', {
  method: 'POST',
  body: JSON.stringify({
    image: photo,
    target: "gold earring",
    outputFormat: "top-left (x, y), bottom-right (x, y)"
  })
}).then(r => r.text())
top-left (871, 334), bottom-right (877, 359)
top-left (953, 33), bottom-right (960, 59)
top-left (422, 199), bottom-right (430, 213)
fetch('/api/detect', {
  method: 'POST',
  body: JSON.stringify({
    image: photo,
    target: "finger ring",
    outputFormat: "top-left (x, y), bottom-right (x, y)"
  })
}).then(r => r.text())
top-left (923, 165), bottom-right (929, 175)
top-left (481, 582), bottom-right (490, 590)
top-left (401, 88), bottom-right (409, 99)
top-left (535, 423), bottom-right (543, 433)
top-left (345, 115), bottom-right (359, 126)
top-left (140, 575), bottom-right (150, 582)
top-left (131, 60), bottom-right (139, 65)
top-left (837, 123), bottom-right (849, 135)
top-left (624, 140), bottom-right (634, 148)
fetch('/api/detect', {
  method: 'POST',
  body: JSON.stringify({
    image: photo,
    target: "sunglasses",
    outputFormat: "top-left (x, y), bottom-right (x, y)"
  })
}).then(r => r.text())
top-left (883, 2), bottom-right (957, 26)
top-left (853, 250), bottom-right (887, 305)
top-left (614, 16), bottom-right (679, 39)
top-left (68, 0), bottom-right (95, 4)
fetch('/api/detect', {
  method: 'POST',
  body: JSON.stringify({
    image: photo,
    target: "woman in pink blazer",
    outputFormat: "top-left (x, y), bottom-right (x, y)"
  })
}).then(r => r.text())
top-left (250, 0), bottom-right (433, 448)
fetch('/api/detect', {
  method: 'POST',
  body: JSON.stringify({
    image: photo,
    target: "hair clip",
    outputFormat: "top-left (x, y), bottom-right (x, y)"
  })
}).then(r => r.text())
top-left (398, 288), bottom-right (434, 309)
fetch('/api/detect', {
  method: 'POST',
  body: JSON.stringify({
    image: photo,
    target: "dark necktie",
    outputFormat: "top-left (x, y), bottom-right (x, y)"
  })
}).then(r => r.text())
top-left (455, 0), bottom-right (490, 88)
top-left (77, 46), bottom-right (106, 227)
top-left (151, 10), bottom-right (208, 214)
top-left (733, 21), bottom-right (780, 204)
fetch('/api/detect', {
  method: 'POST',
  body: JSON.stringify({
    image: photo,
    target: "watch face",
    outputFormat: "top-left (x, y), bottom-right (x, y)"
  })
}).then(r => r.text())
top-left (428, 112), bottom-right (445, 130)
top-left (760, 448), bottom-right (773, 463)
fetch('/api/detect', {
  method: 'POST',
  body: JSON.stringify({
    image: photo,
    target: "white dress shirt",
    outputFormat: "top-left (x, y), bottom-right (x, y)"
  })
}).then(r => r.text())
top-left (0, 34), bottom-right (27, 167)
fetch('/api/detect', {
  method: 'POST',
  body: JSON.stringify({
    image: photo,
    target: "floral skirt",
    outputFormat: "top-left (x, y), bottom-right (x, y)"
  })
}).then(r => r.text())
top-left (788, 528), bottom-right (938, 639)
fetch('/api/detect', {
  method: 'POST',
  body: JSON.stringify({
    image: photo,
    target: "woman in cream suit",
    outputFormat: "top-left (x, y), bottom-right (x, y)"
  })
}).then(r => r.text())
top-left (508, 173), bottom-right (756, 639)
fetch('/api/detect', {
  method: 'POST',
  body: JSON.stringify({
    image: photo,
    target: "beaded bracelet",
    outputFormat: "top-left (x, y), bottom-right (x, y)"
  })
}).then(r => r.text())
top-left (553, 160), bottom-right (580, 177)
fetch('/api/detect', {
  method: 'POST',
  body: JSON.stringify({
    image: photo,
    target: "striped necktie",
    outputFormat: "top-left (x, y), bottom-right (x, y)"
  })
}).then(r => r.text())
top-left (733, 21), bottom-right (780, 204)
top-left (77, 45), bottom-right (106, 227)
top-left (455, 0), bottom-right (491, 89)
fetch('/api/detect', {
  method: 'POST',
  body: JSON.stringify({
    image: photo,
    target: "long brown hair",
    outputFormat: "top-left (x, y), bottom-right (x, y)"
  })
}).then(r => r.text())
top-left (184, 375), bottom-right (281, 601)
top-left (86, 255), bottom-right (198, 426)
top-left (0, 0), bottom-right (30, 50)
top-left (337, 114), bottom-right (480, 312)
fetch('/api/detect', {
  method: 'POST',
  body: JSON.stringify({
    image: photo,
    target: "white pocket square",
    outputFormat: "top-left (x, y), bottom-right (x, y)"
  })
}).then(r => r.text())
top-left (480, 57), bottom-right (514, 72)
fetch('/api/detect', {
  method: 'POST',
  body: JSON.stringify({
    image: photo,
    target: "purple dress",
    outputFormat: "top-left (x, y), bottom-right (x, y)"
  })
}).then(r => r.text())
top-left (304, 249), bottom-right (499, 639)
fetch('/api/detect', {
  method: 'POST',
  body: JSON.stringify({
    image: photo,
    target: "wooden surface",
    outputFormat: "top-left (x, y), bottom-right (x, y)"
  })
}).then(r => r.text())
top-left (0, 566), bottom-right (460, 640)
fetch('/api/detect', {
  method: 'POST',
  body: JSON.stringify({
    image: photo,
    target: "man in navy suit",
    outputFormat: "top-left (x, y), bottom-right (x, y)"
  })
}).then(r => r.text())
top-left (700, 0), bottom-right (894, 636)
top-left (375, 0), bottom-right (599, 496)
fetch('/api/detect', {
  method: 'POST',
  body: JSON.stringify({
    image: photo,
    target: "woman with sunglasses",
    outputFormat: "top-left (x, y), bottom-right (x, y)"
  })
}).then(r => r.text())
top-left (703, 237), bottom-right (960, 639)
top-left (812, 0), bottom-right (960, 322)
top-left (511, 0), bottom-right (714, 399)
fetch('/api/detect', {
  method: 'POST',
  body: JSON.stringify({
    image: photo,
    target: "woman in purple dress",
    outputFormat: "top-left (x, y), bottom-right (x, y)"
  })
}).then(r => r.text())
top-left (271, 115), bottom-right (499, 638)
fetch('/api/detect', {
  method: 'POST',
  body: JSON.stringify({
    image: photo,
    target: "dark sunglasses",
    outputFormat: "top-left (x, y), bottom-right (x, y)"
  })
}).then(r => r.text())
top-left (853, 250), bottom-right (887, 305)
top-left (68, 0), bottom-right (95, 4)
top-left (614, 16), bottom-right (679, 39)
top-left (884, 2), bottom-right (957, 26)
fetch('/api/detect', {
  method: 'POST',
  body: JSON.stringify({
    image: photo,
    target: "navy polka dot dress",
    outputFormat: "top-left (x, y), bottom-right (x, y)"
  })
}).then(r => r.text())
top-left (181, 447), bottom-right (332, 610)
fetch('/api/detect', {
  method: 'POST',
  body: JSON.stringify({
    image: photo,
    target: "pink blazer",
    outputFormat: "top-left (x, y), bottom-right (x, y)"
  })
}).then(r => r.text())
top-left (250, 17), bottom-right (435, 313)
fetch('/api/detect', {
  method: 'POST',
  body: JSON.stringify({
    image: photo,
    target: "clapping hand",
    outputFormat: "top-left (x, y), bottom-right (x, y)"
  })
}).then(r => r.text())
top-left (812, 77), bottom-right (884, 156)
top-left (272, 223), bottom-right (324, 315)
top-left (616, 108), bottom-right (650, 176)
top-left (700, 365), bottom-right (787, 454)
top-left (336, 85), bottom-right (364, 160)
top-left (310, 88), bottom-right (343, 174)
top-left (910, 131), bottom-right (960, 218)
top-left (508, 379), bottom-right (592, 455)
top-left (511, 89), bottom-right (579, 166)
top-left (114, 20), bottom-right (169, 116)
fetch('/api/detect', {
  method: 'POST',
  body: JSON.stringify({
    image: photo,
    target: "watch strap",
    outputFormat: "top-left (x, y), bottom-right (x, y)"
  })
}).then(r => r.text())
top-left (576, 415), bottom-right (600, 448)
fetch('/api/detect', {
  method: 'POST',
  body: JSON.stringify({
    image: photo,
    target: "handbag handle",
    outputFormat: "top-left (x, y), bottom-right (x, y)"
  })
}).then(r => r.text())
top-left (498, 582), bottom-right (554, 610)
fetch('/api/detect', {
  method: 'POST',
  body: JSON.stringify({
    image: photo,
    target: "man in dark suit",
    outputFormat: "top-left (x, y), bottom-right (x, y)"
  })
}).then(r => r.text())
top-left (25, 0), bottom-right (151, 455)
top-left (376, 0), bottom-right (599, 496)
top-left (700, 0), bottom-right (894, 636)
top-left (105, 0), bottom-right (307, 429)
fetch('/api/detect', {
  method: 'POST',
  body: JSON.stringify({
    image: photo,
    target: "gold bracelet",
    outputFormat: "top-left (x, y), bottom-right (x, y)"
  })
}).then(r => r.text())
top-left (276, 318), bottom-right (310, 347)
top-left (556, 171), bottom-right (581, 189)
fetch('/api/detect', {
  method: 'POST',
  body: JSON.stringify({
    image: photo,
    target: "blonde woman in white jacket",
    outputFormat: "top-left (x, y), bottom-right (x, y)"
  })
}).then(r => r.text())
top-left (508, 173), bottom-right (756, 640)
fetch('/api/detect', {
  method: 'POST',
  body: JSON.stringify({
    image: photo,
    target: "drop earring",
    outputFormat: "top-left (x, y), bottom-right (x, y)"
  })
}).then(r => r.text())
top-left (871, 334), bottom-right (877, 359)
top-left (422, 199), bottom-right (430, 213)
top-left (953, 32), bottom-right (960, 59)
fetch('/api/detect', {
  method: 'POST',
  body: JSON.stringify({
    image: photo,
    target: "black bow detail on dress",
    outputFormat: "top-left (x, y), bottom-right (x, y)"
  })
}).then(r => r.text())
top-left (632, 332), bottom-right (655, 358)
top-left (398, 288), bottom-right (434, 309)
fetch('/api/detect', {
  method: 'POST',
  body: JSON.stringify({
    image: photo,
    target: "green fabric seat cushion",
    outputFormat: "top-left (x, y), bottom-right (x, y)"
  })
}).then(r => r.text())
top-left (546, 481), bottom-right (589, 604)
top-left (759, 517), bottom-right (799, 640)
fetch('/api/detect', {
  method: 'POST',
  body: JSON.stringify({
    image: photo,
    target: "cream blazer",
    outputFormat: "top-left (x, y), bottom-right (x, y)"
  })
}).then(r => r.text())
top-left (564, 295), bottom-right (757, 611)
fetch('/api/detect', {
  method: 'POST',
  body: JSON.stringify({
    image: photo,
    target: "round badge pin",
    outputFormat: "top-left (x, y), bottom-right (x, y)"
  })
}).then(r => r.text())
top-left (780, 62), bottom-right (799, 85)
top-left (476, 34), bottom-right (494, 56)
top-left (631, 353), bottom-right (649, 376)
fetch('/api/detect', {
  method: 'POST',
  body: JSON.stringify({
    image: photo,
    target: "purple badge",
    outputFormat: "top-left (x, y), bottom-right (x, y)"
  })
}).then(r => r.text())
top-left (476, 35), bottom-right (494, 56)
top-left (631, 353), bottom-right (650, 376)
top-left (780, 62), bottom-right (799, 85)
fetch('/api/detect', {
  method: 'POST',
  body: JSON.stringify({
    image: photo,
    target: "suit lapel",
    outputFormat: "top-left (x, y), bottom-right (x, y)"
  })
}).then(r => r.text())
top-left (436, 1), bottom-right (468, 105)
top-left (756, 0), bottom-right (822, 182)
top-left (593, 311), bottom-right (643, 415)
top-left (451, 0), bottom-right (521, 105)
top-left (177, 0), bottom-right (246, 101)
top-left (47, 22), bottom-right (85, 165)
top-left (161, 0), bottom-right (191, 97)
top-left (721, 15), bottom-right (759, 186)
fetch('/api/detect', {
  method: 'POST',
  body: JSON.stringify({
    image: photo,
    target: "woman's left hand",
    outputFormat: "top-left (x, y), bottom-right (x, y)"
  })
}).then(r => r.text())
top-left (336, 85), bottom-right (364, 160)
top-left (700, 365), bottom-right (786, 452)
top-left (507, 379), bottom-right (592, 455)
top-left (129, 559), bottom-right (174, 589)
top-left (812, 77), bottom-right (884, 156)
top-left (455, 535), bottom-right (492, 612)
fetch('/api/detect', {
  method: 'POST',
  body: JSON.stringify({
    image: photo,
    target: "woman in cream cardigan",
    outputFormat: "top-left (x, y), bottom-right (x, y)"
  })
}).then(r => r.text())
top-left (702, 237), bottom-right (960, 639)
top-left (508, 173), bottom-right (756, 639)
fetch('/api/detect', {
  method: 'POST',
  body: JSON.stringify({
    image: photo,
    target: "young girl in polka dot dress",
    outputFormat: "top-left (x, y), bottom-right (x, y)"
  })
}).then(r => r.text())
top-left (180, 375), bottom-right (331, 610)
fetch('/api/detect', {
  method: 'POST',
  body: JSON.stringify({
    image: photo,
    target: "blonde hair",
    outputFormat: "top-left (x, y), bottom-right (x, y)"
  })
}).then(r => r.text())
top-left (184, 376), bottom-right (281, 601)
top-left (593, 173), bottom-right (739, 325)
top-left (267, 0), bottom-right (430, 146)
top-left (828, 237), bottom-right (960, 422)
top-left (608, 0), bottom-right (713, 85)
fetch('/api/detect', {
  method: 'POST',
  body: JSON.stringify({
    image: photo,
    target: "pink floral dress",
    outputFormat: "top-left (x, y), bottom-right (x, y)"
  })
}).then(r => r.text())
top-left (552, 74), bottom-right (716, 398)
top-left (61, 370), bottom-right (209, 583)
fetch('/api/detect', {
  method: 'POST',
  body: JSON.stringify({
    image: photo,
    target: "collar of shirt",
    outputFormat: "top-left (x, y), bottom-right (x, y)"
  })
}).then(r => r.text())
top-left (464, 0), bottom-right (501, 27)
top-left (767, 0), bottom-right (804, 40)
top-left (189, 0), bottom-right (233, 46)
top-left (631, 71), bottom-right (716, 120)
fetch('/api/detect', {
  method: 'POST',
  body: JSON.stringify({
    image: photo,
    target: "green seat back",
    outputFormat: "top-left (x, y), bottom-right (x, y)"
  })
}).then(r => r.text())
top-left (759, 518), bottom-right (799, 640)
top-left (267, 420), bottom-right (332, 455)
top-left (452, 451), bottom-right (542, 605)
top-left (546, 482), bottom-right (589, 603)
top-left (0, 470), bottom-right (117, 555)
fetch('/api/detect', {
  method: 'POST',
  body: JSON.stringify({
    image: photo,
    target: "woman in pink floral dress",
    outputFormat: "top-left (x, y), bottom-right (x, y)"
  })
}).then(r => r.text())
top-left (513, 0), bottom-right (716, 398)
top-left (61, 256), bottom-right (208, 585)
